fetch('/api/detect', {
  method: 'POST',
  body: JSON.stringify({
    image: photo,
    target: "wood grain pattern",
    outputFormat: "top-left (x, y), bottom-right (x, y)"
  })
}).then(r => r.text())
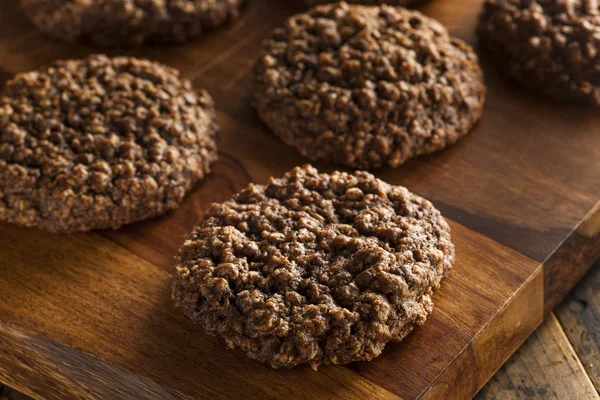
top-left (3, 264), bottom-right (596, 399)
top-left (475, 263), bottom-right (600, 399)
top-left (0, 225), bottom-right (400, 400)
top-left (544, 203), bottom-right (600, 312)
top-left (0, 219), bottom-right (539, 400)
top-left (476, 313), bottom-right (599, 400)
top-left (0, 324), bottom-right (191, 400)
top-left (0, 0), bottom-right (599, 398)
top-left (555, 263), bottom-right (600, 392)
top-left (420, 266), bottom-right (543, 400)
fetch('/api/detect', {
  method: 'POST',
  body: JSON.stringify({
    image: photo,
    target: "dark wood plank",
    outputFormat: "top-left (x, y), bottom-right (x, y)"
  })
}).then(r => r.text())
top-left (555, 263), bottom-right (600, 392)
top-left (475, 263), bottom-right (600, 399)
top-left (420, 266), bottom-right (543, 400)
top-left (0, 68), bottom-right (10, 91)
top-left (0, 325), bottom-right (192, 400)
top-left (476, 313), bottom-right (598, 400)
top-left (0, 385), bottom-right (31, 400)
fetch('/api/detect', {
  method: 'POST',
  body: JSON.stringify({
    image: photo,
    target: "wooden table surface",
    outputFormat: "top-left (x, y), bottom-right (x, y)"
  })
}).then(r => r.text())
top-left (478, 263), bottom-right (599, 399)
top-left (2, 261), bottom-right (598, 399)
top-left (1, 261), bottom-right (596, 400)
top-left (0, 0), bottom-right (599, 399)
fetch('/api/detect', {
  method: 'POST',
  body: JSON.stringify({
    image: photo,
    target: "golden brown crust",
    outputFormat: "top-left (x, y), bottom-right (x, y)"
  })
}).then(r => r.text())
top-left (172, 165), bottom-right (454, 369)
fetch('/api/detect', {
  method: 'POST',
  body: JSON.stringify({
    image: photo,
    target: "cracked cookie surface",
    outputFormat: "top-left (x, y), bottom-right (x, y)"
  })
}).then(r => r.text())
top-left (0, 54), bottom-right (218, 232)
top-left (172, 165), bottom-right (454, 369)
top-left (20, 0), bottom-right (246, 46)
top-left (478, 0), bottom-right (600, 106)
top-left (253, 2), bottom-right (485, 169)
top-left (304, 0), bottom-right (429, 8)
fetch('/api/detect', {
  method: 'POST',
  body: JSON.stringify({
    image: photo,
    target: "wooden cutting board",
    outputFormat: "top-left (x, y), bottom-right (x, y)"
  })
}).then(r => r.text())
top-left (0, 1), bottom-right (598, 399)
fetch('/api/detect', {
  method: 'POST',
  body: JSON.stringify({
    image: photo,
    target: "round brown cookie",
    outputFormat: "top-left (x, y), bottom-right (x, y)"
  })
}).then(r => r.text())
top-left (20, 0), bottom-right (246, 47)
top-left (304, 0), bottom-right (428, 8)
top-left (172, 165), bottom-right (454, 369)
top-left (252, 2), bottom-right (485, 170)
top-left (0, 54), bottom-right (218, 233)
top-left (478, 0), bottom-right (600, 106)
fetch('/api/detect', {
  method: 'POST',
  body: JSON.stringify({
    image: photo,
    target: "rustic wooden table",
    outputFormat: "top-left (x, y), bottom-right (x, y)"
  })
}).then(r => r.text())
top-left (2, 262), bottom-right (597, 399)
top-left (478, 263), bottom-right (599, 399)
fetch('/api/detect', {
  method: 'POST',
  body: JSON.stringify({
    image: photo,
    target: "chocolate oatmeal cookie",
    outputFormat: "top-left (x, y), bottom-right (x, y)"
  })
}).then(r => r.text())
top-left (172, 165), bottom-right (454, 369)
top-left (0, 54), bottom-right (218, 232)
top-left (20, 0), bottom-right (246, 46)
top-left (252, 2), bottom-right (485, 170)
top-left (478, 0), bottom-right (600, 106)
top-left (304, 0), bottom-right (428, 8)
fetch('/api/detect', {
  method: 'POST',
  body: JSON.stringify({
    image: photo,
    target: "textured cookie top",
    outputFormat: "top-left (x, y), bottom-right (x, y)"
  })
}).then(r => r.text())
top-left (253, 2), bottom-right (485, 169)
top-left (304, 0), bottom-right (426, 7)
top-left (479, 0), bottom-right (600, 105)
top-left (0, 54), bottom-right (217, 232)
top-left (20, 0), bottom-right (245, 46)
top-left (173, 165), bottom-right (454, 369)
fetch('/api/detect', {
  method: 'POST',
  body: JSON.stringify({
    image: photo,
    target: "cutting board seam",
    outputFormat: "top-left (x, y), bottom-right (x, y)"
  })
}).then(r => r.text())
top-left (577, 199), bottom-right (600, 238)
top-left (540, 199), bottom-right (600, 266)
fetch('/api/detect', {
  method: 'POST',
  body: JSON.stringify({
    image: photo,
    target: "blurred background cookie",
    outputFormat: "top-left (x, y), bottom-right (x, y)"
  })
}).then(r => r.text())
top-left (20, 0), bottom-right (247, 46)
top-left (0, 54), bottom-right (218, 232)
top-left (253, 2), bottom-right (486, 169)
top-left (478, 0), bottom-right (600, 106)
